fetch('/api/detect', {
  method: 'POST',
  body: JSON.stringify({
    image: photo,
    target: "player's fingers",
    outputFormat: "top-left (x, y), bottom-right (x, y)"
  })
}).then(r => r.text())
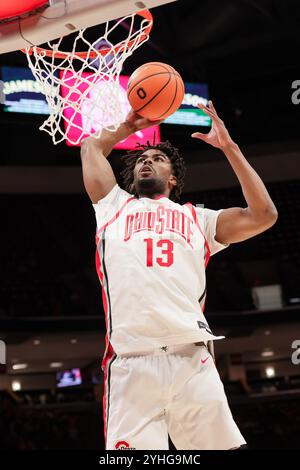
top-left (191, 132), bottom-right (208, 140)
top-left (209, 101), bottom-right (222, 121)
top-left (209, 100), bottom-right (217, 113)
top-left (208, 100), bottom-right (224, 123)
top-left (197, 103), bottom-right (214, 117)
top-left (206, 102), bottom-right (219, 118)
top-left (197, 102), bottom-right (208, 110)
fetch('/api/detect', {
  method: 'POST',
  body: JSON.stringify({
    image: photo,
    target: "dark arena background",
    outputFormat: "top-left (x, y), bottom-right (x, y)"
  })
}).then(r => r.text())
top-left (1, 0), bottom-right (300, 452)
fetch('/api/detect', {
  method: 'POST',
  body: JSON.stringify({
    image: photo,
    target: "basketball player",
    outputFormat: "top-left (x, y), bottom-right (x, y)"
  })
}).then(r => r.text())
top-left (80, 101), bottom-right (278, 450)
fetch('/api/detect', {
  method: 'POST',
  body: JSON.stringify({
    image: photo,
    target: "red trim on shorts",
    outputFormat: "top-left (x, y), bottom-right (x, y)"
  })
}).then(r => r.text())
top-left (102, 357), bottom-right (108, 445)
top-left (102, 348), bottom-right (116, 447)
top-left (95, 237), bottom-right (116, 447)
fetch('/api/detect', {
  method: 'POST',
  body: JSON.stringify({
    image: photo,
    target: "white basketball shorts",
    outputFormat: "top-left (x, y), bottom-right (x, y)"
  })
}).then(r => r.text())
top-left (104, 342), bottom-right (246, 450)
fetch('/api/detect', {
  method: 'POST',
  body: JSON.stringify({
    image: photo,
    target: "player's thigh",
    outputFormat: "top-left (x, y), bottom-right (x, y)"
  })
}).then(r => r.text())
top-left (106, 413), bottom-right (169, 450)
top-left (167, 351), bottom-right (246, 450)
top-left (105, 355), bottom-right (169, 450)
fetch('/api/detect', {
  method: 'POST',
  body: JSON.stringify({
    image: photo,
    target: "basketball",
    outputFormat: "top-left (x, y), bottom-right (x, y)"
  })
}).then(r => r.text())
top-left (127, 62), bottom-right (185, 121)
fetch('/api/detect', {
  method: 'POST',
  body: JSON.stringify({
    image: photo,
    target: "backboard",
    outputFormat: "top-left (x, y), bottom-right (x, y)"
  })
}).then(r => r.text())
top-left (0, 0), bottom-right (176, 54)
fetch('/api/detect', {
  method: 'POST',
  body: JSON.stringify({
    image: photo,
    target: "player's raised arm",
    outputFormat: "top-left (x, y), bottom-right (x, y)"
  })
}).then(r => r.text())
top-left (192, 100), bottom-right (278, 245)
top-left (80, 110), bottom-right (162, 203)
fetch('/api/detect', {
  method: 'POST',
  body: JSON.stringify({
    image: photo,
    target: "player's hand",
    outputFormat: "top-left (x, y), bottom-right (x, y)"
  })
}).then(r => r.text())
top-left (124, 109), bottom-right (163, 133)
top-left (191, 101), bottom-right (234, 150)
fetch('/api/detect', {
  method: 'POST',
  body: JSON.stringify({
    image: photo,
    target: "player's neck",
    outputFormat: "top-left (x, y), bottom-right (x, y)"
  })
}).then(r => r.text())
top-left (138, 191), bottom-right (169, 200)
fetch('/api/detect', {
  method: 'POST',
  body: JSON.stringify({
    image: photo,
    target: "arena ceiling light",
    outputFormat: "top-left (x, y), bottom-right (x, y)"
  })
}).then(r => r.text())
top-left (11, 381), bottom-right (22, 391)
top-left (265, 367), bottom-right (275, 378)
top-left (261, 350), bottom-right (274, 357)
top-left (12, 363), bottom-right (28, 370)
top-left (50, 362), bottom-right (63, 368)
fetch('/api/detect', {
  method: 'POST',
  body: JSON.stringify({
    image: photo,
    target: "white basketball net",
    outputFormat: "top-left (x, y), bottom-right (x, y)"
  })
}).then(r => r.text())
top-left (24, 11), bottom-right (152, 145)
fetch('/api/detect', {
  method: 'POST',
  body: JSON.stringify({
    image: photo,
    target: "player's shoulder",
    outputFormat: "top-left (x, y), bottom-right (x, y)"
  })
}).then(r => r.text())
top-left (92, 183), bottom-right (133, 208)
top-left (189, 203), bottom-right (221, 217)
top-left (92, 184), bottom-right (135, 231)
top-left (180, 200), bottom-right (205, 217)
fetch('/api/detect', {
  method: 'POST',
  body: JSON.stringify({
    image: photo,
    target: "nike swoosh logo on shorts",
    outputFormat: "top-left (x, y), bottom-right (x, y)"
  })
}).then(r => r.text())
top-left (201, 356), bottom-right (210, 364)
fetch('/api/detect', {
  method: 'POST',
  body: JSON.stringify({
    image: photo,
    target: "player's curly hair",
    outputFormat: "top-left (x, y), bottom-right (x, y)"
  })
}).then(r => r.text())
top-left (120, 140), bottom-right (186, 202)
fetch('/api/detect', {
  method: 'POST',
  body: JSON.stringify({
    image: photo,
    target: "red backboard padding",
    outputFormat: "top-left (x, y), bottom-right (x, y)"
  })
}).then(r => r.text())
top-left (0, 1), bottom-right (48, 21)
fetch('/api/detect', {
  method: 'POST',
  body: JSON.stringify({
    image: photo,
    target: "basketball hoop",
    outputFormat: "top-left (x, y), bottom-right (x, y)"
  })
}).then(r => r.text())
top-left (22, 9), bottom-right (153, 145)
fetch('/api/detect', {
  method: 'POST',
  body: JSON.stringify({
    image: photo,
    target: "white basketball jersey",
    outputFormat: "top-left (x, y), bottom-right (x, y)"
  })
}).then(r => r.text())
top-left (93, 184), bottom-right (229, 359)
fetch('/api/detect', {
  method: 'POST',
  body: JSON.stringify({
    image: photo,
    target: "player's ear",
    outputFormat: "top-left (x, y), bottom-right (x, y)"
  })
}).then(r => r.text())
top-left (169, 174), bottom-right (177, 187)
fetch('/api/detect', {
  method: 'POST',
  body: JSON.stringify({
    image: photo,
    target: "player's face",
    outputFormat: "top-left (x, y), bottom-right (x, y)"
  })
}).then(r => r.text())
top-left (133, 149), bottom-right (177, 198)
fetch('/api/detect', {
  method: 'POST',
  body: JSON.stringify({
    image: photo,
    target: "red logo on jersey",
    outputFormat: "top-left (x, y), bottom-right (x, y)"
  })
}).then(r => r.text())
top-left (114, 440), bottom-right (136, 450)
top-left (124, 206), bottom-right (194, 245)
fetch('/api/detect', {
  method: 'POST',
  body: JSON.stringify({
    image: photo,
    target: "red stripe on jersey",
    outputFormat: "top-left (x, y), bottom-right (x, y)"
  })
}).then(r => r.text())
top-left (95, 196), bottom-right (135, 363)
top-left (95, 235), bottom-right (114, 370)
top-left (95, 197), bottom-right (135, 367)
top-left (96, 196), bottom-right (136, 236)
top-left (185, 203), bottom-right (210, 314)
top-left (185, 203), bottom-right (211, 268)
top-left (95, 237), bottom-right (107, 330)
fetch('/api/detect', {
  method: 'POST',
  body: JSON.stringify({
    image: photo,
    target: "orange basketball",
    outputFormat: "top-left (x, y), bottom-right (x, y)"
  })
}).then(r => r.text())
top-left (127, 62), bottom-right (185, 121)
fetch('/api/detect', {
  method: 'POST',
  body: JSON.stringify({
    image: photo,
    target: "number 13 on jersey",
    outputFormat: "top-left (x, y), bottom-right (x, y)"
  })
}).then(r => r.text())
top-left (144, 238), bottom-right (174, 267)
